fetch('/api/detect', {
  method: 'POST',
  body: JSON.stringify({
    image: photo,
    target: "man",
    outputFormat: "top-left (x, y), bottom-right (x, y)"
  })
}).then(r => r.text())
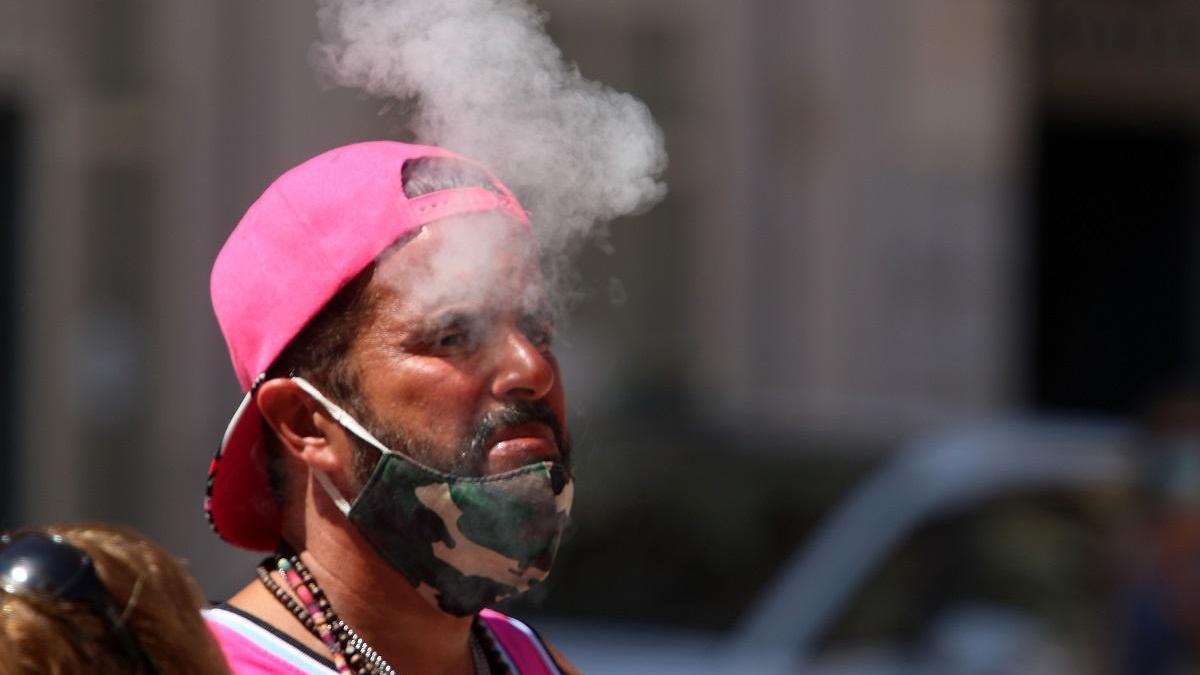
top-left (202, 141), bottom-right (580, 675)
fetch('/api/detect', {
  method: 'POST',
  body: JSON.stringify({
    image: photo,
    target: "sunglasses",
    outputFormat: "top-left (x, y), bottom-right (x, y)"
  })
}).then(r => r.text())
top-left (0, 532), bottom-right (159, 674)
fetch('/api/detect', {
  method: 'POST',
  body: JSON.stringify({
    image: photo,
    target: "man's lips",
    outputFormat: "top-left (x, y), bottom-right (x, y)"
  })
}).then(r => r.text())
top-left (485, 422), bottom-right (560, 467)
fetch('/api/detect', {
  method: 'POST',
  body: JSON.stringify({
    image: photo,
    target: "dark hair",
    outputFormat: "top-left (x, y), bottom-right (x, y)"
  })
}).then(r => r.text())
top-left (260, 268), bottom-right (380, 504)
top-left (261, 157), bottom-right (499, 505)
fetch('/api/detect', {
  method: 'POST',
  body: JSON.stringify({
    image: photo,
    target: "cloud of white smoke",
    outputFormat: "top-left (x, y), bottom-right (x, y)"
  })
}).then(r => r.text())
top-left (312, 0), bottom-right (668, 263)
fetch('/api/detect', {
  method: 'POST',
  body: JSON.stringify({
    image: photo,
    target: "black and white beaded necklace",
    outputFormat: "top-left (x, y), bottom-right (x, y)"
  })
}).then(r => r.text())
top-left (256, 548), bottom-right (495, 675)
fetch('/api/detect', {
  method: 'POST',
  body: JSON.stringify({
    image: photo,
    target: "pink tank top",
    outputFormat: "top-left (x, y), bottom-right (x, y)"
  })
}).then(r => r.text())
top-left (204, 606), bottom-right (563, 674)
top-left (478, 608), bottom-right (562, 675)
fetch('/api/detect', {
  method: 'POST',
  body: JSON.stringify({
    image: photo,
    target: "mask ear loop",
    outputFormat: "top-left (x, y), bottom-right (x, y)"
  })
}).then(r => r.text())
top-left (290, 377), bottom-right (393, 516)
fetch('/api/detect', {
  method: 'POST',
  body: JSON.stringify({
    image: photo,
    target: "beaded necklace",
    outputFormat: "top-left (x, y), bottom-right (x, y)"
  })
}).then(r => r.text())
top-left (257, 549), bottom-right (495, 675)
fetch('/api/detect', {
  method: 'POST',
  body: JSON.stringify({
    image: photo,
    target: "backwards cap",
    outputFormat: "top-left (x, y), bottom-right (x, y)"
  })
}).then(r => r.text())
top-left (207, 140), bottom-right (530, 551)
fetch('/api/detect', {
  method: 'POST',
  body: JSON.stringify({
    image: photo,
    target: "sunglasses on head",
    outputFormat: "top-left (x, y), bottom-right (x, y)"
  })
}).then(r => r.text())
top-left (0, 531), bottom-right (159, 674)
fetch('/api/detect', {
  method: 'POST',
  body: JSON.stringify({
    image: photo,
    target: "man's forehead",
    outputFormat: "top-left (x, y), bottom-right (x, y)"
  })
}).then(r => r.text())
top-left (372, 211), bottom-right (544, 312)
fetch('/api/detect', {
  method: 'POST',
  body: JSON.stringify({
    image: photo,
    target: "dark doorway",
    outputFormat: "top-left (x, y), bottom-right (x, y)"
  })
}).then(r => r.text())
top-left (1031, 119), bottom-right (1199, 414)
top-left (0, 104), bottom-right (21, 527)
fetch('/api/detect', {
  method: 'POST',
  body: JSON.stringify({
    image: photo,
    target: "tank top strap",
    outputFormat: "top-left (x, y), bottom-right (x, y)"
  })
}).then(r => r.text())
top-left (477, 608), bottom-right (563, 675)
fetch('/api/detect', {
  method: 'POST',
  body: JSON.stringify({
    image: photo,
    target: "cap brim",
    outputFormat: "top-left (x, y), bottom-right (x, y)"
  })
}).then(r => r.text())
top-left (205, 389), bottom-right (282, 551)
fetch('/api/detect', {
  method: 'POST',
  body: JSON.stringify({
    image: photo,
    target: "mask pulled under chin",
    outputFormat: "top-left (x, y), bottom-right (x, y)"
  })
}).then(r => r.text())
top-left (293, 377), bottom-right (575, 616)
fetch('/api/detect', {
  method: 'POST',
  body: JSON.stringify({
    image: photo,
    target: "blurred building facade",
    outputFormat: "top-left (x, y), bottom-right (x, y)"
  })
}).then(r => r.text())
top-left (0, 0), bottom-right (1193, 601)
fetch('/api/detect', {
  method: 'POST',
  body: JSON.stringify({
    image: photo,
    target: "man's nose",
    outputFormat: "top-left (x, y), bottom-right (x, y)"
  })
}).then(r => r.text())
top-left (490, 328), bottom-right (556, 401)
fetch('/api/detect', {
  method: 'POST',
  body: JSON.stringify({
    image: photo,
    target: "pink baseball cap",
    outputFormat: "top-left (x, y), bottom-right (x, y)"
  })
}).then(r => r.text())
top-left (207, 140), bottom-right (530, 551)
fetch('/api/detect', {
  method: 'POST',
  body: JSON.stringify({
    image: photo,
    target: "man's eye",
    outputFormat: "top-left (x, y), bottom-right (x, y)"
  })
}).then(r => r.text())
top-left (521, 319), bottom-right (555, 350)
top-left (436, 329), bottom-right (471, 349)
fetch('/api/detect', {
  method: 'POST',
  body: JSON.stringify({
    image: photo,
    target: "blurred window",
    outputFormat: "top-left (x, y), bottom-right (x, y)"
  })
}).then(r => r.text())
top-left (1031, 120), bottom-right (1199, 415)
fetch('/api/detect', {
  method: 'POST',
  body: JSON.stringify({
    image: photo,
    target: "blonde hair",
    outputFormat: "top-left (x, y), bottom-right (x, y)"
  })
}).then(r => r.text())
top-left (0, 523), bottom-right (230, 675)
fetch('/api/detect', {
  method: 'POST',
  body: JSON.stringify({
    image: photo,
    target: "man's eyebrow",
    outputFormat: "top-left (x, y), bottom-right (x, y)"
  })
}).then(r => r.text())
top-left (418, 309), bottom-right (491, 331)
top-left (521, 306), bottom-right (555, 324)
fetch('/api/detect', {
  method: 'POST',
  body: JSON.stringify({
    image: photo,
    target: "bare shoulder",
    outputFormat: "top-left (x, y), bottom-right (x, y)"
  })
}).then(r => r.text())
top-left (544, 639), bottom-right (583, 675)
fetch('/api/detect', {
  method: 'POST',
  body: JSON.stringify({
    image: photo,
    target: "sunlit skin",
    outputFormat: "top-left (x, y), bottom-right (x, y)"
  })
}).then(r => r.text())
top-left (230, 212), bottom-right (580, 675)
top-left (347, 214), bottom-right (566, 478)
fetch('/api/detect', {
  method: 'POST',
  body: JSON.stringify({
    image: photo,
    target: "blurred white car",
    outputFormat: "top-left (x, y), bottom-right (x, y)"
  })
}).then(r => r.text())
top-left (546, 418), bottom-right (1137, 675)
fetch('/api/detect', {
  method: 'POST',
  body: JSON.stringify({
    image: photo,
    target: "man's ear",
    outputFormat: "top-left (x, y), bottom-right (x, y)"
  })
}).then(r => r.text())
top-left (256, 378), bottom-right (341, 472)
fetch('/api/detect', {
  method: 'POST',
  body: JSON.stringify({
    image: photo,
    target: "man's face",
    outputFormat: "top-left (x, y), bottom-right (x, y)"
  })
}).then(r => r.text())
top-left (341, 212), bottom-right (568, 479)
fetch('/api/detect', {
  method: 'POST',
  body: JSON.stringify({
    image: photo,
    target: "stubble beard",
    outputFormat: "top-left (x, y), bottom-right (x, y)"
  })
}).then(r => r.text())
top-left (345, 399), bottom-right (570, 489)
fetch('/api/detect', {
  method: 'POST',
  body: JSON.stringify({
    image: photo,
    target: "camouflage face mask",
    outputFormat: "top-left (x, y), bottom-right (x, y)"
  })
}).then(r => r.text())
top-left (291, 377), bottom-right (574, 616)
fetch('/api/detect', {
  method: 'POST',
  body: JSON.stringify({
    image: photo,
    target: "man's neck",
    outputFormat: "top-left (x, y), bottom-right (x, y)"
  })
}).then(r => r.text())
top-left (228, 532), bottom-right (476, 675)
